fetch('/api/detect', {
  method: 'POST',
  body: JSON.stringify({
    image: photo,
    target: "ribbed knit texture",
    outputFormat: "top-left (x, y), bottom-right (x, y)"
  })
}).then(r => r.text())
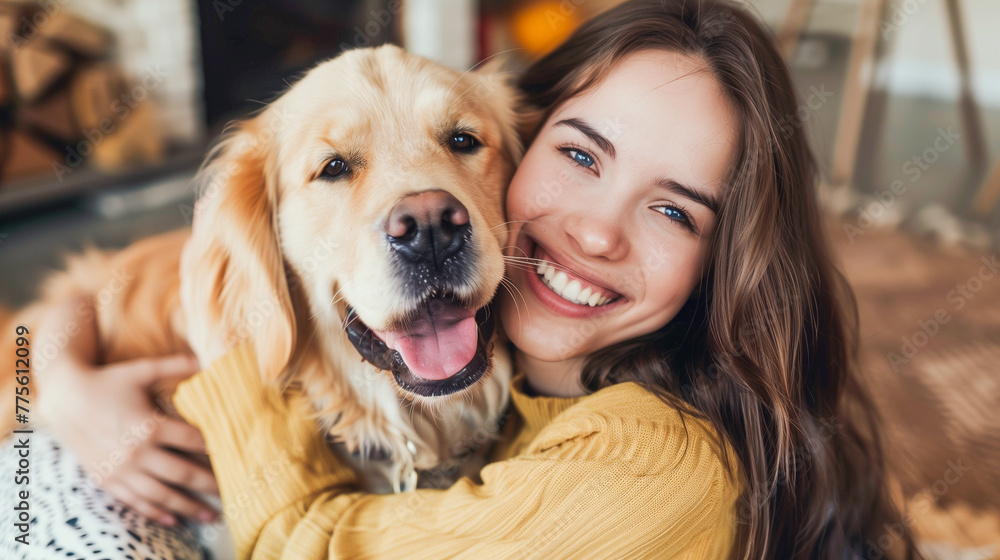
top-left (174, 344), bottom-right (740, 559)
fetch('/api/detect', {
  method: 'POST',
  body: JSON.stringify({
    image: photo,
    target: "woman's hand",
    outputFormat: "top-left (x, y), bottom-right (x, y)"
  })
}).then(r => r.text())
top-left (34, 296), bottom-right (219, 527)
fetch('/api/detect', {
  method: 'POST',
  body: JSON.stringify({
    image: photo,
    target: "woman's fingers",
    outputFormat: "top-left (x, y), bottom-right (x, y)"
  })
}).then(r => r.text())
top-left (122, 470), bottom-right (217, 523)
top-left (103, 479), bottom-right (177, 527)
top-left (139, 446), bottom-right (219, 496)
top-left (155, 418), bottom-right (207, 454)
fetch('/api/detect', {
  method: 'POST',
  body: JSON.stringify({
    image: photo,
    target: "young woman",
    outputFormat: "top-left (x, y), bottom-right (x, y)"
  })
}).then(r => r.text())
top-left (172, 1), bottom-right (917, 558)
top-left (20, 0), bottom-right (917, 558)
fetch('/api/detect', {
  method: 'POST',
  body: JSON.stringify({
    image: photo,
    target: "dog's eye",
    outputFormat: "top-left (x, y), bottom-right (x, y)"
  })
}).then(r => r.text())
top-left (449, 133), bottom-right (478, 152)
top-left (321, 159), bottom-right (349, 179)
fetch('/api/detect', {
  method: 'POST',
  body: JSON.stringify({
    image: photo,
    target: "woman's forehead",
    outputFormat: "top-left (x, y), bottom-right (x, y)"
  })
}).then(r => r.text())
top-left (548, 50), bottom-right (738, 190)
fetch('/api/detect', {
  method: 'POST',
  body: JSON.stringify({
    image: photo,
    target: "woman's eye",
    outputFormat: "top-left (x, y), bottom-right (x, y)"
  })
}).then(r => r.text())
top-left (655, 206), bottom-right (694, 230)
top-left (450, 133), bottom-right (478, 152)
top-left (567, 149), bottom-right (594, 168)
top-left (321, 159), bottom-right (349, 179)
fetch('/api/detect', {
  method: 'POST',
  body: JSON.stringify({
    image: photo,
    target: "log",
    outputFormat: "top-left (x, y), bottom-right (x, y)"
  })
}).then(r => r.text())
top-left (11, 39), bottom-right (71, 101)
top-left (37, 10), bottom-right (110, 58)
top-left (1, 130), bottom-right (62, 182)
top-left (71, 63), bottom-right (125, 131)
top-left (92, 100), bottom-right (165, 171)
top-left (20, 88), bottom-right (77, 140)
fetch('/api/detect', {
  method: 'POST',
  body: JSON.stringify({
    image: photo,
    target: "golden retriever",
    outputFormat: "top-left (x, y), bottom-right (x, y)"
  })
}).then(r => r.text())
top-left (2, 44), bottom-right (521, 492)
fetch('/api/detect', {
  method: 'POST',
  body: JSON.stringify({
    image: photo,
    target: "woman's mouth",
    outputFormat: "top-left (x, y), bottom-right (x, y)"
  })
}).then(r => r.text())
top-left (524, 241), bottom-right (625, 317)
top-left (535, 260), bottom-right (615, 307)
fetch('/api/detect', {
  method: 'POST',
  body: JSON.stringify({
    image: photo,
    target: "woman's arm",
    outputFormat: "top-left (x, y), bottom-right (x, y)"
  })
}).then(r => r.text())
top-left (174, 344), bottom-right (738, 559)
top-left (33, 296), bottom-right (219, 525)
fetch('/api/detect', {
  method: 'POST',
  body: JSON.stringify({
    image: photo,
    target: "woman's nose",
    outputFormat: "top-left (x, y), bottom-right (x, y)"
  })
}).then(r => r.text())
top-left (564, 213), bottom-right (629, 261)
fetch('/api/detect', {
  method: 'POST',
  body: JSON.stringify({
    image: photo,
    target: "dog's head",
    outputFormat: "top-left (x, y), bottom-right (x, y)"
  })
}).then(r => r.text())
top-left (182, 45), bottom-right (520, 399)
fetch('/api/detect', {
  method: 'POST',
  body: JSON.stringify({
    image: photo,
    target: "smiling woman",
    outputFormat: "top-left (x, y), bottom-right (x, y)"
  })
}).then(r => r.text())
top-left (503, 0), bottom-right (923, 556)
top-left (501, 49), bottom-right (733, 397)
top-left (60, 1), bottom-right (920, 559)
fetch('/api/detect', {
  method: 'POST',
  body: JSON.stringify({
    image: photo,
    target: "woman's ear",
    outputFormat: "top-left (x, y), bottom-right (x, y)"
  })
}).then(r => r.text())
top-left (180, 112), bottom-right (296, 381)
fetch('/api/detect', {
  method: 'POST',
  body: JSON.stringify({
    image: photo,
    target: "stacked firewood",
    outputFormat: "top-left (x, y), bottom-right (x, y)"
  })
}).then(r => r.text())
top-left (0, 1), bottom-right (163, 186)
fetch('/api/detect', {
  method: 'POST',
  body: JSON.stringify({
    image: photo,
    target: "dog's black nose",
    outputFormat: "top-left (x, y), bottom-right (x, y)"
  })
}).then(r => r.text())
top-left (384, 190), bottom-right (471, 266)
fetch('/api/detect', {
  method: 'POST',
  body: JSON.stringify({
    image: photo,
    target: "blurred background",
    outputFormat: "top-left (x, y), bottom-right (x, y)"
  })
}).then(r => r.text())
top-left (0, 0), bottom-right (997, 557)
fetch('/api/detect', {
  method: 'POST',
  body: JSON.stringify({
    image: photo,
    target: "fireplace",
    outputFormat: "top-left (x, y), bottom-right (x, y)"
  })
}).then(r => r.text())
top-left (0, 0), bottom-right (394, 215)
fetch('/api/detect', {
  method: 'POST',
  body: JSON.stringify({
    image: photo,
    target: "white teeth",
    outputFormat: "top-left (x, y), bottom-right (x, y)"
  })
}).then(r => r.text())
top-left (563, 280), bottom-right (581, 301)
top-left (550, 270), bottom-right (568, 292)
top-left (535, 261), bottom-right (614, 307)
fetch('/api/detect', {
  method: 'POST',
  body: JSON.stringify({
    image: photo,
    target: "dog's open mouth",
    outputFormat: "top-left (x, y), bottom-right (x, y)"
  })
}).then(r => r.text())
top-left (344, 294), bottom-right (495, 397)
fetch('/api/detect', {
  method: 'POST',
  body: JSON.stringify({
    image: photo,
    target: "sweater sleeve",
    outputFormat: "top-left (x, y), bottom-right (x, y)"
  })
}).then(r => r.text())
top-left (174, 345), bottom-right (738, 560)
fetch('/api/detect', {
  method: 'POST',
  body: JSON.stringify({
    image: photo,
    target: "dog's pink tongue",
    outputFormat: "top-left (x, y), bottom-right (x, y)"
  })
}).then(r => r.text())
top-left (375, 302), bottom-right (478, 381)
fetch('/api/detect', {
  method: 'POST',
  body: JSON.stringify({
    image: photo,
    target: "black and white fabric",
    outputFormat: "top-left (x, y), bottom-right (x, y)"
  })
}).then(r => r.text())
top-left (0, 429), bottom-right (225, 560)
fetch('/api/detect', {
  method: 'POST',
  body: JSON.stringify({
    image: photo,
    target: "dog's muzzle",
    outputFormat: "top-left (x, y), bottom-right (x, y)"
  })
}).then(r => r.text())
top-left (383, 190), bottom-right (477, 300)
top-left (344, 190), bottom-right (495, 397)
top-left (384, 189), bottom-right (470, 266)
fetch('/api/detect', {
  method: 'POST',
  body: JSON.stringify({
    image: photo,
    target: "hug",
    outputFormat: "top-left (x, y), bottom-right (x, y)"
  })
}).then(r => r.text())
top-left (0, 0), bottom-right (926, 558)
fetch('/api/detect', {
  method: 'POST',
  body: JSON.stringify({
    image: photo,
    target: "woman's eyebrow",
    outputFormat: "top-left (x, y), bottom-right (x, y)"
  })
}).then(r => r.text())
top-left (553, 118), bottom-right (616, 159)
top-left (656, 178), bottom-right (720, 214)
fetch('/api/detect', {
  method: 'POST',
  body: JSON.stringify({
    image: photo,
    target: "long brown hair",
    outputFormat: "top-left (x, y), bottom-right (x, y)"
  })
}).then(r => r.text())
top-left (517, 1), bottom-right (917, 558)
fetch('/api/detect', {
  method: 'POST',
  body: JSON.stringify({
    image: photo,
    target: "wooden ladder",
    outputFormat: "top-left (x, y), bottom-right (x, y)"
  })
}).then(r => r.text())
top-left (778, 0), bottom-right (999, 218)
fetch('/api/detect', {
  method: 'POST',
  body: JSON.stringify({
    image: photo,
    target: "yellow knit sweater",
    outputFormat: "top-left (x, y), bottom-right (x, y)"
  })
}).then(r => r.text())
top-left (174, 344), bottom-right (740, 559)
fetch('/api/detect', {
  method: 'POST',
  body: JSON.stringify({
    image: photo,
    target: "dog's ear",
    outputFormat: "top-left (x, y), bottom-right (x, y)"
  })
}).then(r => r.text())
top-left (471, 56), bottom-right (525, 169)
top-left (180, 110), bottom-right (296, 381)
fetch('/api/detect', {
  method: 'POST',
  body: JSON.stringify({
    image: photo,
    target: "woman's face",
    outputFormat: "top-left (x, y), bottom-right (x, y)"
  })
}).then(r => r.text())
top-left (500, 50), bottom-right (737, 366)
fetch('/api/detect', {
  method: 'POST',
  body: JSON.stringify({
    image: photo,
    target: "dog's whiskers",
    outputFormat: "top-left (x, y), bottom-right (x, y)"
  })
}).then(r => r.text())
top-left (499, 278), bottom-right (530, 342)
top-left (503, 262), bottom-right (544, 275)
top-left (329, 286), bottom-right (350, 310)
top-left (500, 245), bottom-right (530, 259)
top-left (312, 286), bottom-right (346, 321)
top-left (503, 256), bottom-right (579, 276)
top-left (342, 311), bottom-right (364, 334)
top-left (489, 220), bottom-right (529, 232)
top-left (498, 277), bottom-right (528, 327)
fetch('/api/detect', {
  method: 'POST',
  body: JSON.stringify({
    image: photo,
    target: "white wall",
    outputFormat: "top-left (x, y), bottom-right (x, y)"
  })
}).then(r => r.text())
top-left (747, 0), bottom-right (1000, 108)
top-left (403, 0), bottom-right (477, 71)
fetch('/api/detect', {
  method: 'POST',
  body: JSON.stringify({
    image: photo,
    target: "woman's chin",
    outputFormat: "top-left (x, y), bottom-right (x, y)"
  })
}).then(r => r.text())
top-left (499, 285), bottom-right (602, 362)
top-left (501, 319), bottom-right (583, 363)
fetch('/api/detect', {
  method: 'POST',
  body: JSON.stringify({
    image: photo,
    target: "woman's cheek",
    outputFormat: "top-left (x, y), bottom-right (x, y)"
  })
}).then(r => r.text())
top-left (506, 151), bottom-right (573, 221)
top-left (504, 173), bottom-right (531, 222)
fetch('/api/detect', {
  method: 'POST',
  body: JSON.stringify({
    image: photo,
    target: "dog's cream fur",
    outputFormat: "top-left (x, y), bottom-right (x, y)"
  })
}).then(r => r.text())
top-left (2, 45), bottom-right (521, 490)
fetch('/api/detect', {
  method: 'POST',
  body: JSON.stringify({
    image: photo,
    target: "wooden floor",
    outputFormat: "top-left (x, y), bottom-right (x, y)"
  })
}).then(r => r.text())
top-left (830, 217), bottom-right (1000, 558)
